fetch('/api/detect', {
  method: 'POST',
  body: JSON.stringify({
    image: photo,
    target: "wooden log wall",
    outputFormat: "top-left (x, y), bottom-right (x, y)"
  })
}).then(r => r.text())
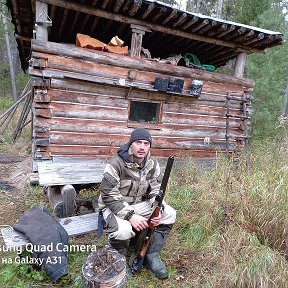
top-left (30, 41), bottom-right (252, 162)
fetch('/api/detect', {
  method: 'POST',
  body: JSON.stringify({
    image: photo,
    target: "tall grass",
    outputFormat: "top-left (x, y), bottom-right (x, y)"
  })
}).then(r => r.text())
top-left (0, 96), bottom-right (14, 111)
top-left (0, 102), bottom-right (31, 154)
top-left (166, 141), bottom-right (288, 287)
top-left (1, 100), bottom-right (288, 287)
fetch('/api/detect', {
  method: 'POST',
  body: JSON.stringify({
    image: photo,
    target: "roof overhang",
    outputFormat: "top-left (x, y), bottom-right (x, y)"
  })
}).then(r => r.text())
top-left (6, 0), bottom-right (283, 70)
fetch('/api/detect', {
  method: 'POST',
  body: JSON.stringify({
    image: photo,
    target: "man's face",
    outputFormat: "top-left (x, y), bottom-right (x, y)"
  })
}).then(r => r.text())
top-left (130, 140), bottom-right (150, 162)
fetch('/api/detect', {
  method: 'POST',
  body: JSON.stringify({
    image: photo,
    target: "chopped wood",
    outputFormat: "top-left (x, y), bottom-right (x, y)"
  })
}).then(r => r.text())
top-left (76, 33), bottom-right (106, 51)
top-left (106, 45), bottom-right (128, 55)
top-left (108, 35), bottom-right (124, 46)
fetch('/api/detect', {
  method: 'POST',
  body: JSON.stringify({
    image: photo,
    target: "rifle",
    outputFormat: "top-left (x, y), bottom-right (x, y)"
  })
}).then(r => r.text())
top-left (129, 155), bottom-right (174, 274)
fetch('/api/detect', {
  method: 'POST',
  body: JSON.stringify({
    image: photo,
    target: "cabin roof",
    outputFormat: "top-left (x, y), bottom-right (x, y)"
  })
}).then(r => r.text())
top-left (6, 0), bottom-right (283, 70)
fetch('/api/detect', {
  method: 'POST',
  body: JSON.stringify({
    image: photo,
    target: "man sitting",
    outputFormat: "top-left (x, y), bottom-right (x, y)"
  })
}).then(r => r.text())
top-left (98, 128), bottom-right (176, 279)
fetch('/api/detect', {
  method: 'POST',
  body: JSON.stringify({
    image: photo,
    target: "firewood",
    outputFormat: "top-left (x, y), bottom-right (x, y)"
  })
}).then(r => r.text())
top-left (76, 33), bottom-right (105, 51)
top-left (106, 45), bottom-right (128, 55)
top-left (108, 36), bottom-right (124, 47)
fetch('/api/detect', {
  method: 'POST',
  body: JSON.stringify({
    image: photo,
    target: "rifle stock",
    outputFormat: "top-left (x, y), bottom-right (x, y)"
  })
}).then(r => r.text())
top-left (130, 155), bottom-right (174, 274)
top-left (138, 206), bottom-right (161, 258)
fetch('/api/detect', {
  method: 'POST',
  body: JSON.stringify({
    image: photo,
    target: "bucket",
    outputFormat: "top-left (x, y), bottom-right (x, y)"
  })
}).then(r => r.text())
top-left (190, 80), bottom-right (203, 97)
top-left (82, 246), bottom-right (127, 288)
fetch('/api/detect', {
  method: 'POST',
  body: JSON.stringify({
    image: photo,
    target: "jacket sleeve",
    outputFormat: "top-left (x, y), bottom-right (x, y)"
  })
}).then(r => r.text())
top-left (147, 161), bottom-right (163, 204)
top-left (100, 163), bottom-right (135, 220)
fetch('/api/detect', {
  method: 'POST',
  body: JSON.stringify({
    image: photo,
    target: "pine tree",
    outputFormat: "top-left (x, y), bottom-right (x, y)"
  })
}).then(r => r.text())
top-left (186, 0), bottom-right (218, 15)
top-left (0, 1), bottom-right (28, 104)
top-left (216, 0), bottom-right (287, 141)
top-left (245, 5), bottom-right (288, 140)
top-left (159, 0), bottom-right (178, 7)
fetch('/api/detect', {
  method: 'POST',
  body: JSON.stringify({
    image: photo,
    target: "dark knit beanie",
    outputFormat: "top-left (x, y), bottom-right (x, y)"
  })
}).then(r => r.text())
top-left (128, 128), bottom-right (152, 146)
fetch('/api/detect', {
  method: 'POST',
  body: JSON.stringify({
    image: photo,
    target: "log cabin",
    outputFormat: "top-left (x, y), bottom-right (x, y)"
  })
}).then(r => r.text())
top-left (6, 0), bottom-right (283, 193)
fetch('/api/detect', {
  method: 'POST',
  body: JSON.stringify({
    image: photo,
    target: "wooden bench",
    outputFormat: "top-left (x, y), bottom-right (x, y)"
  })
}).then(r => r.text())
top-left (28, 158), bottom-right (106, 218)
top-left (31, 158), bottom-right (106, 186)
top-left (3, 212), bottom-right (98, 248)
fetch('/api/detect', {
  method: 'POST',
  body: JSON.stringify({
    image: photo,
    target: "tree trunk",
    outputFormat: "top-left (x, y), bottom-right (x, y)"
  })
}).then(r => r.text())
top-left (282, 82), bottom-right (288, 117)
top-left (196, 0), bottom-right (201, 13)
top-left (2, 6), bottom-right (17, 102)
top-left (217, 0), bottom-right (224, 18)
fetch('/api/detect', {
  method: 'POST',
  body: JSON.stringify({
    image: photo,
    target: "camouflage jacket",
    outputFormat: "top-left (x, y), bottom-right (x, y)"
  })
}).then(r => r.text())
top-left (98, 153), bottom-right (162, 220)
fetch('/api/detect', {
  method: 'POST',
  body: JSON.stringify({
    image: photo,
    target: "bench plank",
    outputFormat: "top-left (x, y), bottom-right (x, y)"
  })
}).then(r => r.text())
top-left (3, 212), bottom-right (98, 248)
top-left (37, 161), bottom-right (106, 185)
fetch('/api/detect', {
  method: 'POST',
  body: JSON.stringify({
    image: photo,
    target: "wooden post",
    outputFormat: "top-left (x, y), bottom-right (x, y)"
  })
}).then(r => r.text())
top-left (243, 93), bottom-right (250, 173)
top-left (216, 0), bottom-right (224, 18)
top-left (2, 5), bottom-right (18, 102)
top-left (282, 82), bottom-right (288, 116)
top-left (61, 185), bottom-right (76, 217)
top-left (130, 24), bottom-right (151, 58)
top-left (225, 92), bottom-right (230, 156)
top-left (47, 185), bottom-right (76, 218)
top-left (35, 1), bottom-right (51, 41)
top-left (47, 186), bottom-right (64, 218)
top-left (234, 52), bottom-right (247, 78)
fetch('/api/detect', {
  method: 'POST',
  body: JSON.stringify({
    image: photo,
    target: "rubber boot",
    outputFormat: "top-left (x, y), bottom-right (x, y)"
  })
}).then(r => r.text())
top-left (144, 224), bottom-right (173, 280)
top-left (108, 238), bottom-right (129, 256)
top-left (108, 238), bottom-right (132, 279)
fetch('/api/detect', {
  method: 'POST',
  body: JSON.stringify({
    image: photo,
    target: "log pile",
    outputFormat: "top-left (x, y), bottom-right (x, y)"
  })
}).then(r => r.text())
top-left (76, 33), bottom-right (128, 55)
top-left (76, 34), bottom-right (105, 51)
top-left (82, 246), bottom-right (126, 288)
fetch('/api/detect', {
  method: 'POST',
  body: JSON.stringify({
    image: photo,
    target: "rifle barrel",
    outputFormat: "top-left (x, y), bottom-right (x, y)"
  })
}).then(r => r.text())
top-left (158, 155), bottom-right (174, 203)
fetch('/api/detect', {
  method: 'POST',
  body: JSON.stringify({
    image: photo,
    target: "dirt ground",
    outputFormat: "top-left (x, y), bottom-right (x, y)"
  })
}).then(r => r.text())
top-left (0, 151), bottom-right (96, 244)
top-left (0, 153), bottom-right (35, 245)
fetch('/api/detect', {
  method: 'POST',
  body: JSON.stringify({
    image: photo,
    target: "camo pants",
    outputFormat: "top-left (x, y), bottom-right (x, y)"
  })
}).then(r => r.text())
top-left (102, 201), bottom-right (176, 241)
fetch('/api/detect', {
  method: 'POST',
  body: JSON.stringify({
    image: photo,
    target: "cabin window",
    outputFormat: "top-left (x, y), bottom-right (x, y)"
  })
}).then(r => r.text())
top-left (129, 100), bottom-right (160, 124)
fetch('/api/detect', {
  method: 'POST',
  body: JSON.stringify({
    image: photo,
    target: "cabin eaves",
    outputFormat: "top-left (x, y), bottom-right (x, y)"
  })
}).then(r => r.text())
top-left (6, 0), bottom-right (283, 71)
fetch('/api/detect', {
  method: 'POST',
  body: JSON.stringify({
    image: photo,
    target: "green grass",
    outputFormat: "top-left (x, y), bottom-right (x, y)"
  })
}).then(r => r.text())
top-left (0, 88), bottom-right (32, 149)
top-left (164, 141), bottom-right (288, 287)
top-left (0, 97), bottom-right (14, 111)
top-left (1, 116), bottom-right (288, 287)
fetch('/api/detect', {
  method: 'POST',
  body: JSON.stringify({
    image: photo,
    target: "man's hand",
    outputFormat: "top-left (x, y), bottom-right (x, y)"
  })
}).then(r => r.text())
top-left (129, 214), bottom-right (148, 231)
top-left (150, 214), bottom-right (161, 227)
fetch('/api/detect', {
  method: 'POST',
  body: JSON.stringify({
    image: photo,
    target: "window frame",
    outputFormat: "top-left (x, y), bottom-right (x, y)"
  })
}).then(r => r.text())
top-left (127, 99), bottom-right (162, 130)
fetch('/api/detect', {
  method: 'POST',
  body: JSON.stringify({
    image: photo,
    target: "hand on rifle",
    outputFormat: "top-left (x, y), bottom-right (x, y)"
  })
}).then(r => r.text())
top-left (129, 214), bottom-right (149, 231)
top-left (150, 214), bottom-right (161, 226)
